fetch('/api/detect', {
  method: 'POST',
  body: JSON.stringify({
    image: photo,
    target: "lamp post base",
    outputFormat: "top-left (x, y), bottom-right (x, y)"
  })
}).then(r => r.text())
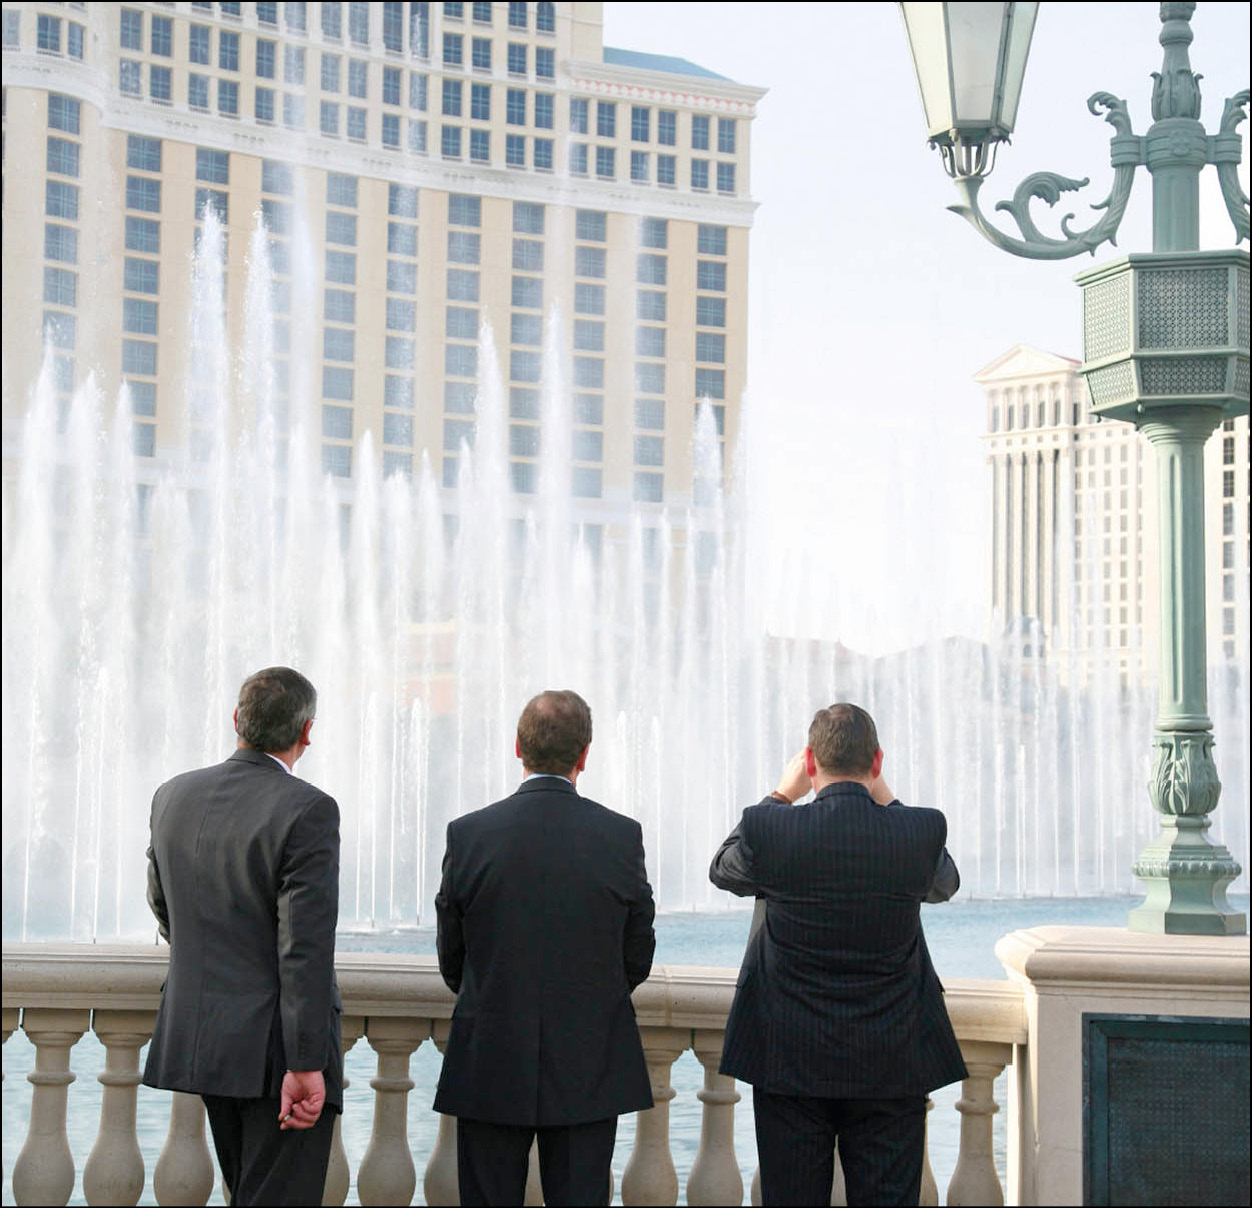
top-left (1129, 817), bottom-right (1246, 935)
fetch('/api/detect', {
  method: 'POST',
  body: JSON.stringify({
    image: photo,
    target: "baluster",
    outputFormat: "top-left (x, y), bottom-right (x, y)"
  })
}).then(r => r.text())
top-left (424, 1021), bottom-right (458, 1207)
top-left (947, 1042), bottom-right (1009, 1207)
top-left (524, 1138), bottom-right (543, 1206)
top-left (830, 1141), bottom-right (846, 1206)
top-left (920, 1097), bottom-right (938, 1207)
top-left (356, 1016), bottom-right (424, 1206)
top-left (323, 1015), bottom-right (365, 1207)
top-left (12, 1007), bottom-right (90, 1207)
top-left (687, 1031), bottom-right (742, 1206)
top-left (83, 1009), bottom-right (156, 1207)
top-left (621, 1026), bottom-right (686, 1207)
top-left (153, 1091), bottom-right (214, 1206)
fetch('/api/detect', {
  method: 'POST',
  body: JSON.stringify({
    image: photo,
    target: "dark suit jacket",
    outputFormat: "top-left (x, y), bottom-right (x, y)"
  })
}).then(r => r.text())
top-left (710, 782), bottom-right (968, 1098)
top-left (142, 747), bottom-right (343, 1109)
top-left (433, 776), bottom-right (655, 1126)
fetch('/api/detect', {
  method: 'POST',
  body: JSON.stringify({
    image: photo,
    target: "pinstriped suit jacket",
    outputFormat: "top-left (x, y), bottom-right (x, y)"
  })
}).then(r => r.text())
top-left (710, 782), bottom-right (968, 1098)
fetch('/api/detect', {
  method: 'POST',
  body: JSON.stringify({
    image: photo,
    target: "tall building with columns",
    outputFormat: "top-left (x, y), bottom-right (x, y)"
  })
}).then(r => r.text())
top-left (1, 2), bottom-right (765, 527)
top-left (978, 344), bottom-right (1249, 683)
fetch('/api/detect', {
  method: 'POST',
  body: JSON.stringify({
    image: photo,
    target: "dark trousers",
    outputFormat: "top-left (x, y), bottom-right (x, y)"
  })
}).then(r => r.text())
top-left (753, 1088), bottom-right (927, 1207)
top-left (202, 1094), bottom-right (336, 1207)
top-left (456, 1115), bottom-right (618, 1206)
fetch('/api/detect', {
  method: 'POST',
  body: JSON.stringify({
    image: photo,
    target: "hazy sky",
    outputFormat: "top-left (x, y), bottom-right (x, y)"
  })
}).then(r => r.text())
top-left (602, 2), bottom-right (1251, 654)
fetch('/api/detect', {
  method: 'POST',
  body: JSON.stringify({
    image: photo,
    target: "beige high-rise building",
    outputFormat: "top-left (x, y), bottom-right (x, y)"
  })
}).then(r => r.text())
top-left (978, 344), bottom-right (1249, 682)
top-left (1, 2), bottom-right (765, 526)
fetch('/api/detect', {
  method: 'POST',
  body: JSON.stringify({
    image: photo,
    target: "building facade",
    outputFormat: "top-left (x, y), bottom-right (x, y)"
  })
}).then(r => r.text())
top-left (978, 344), bottom-right (1249, 681)
top-left (1, 2), bottom-right (765, 527)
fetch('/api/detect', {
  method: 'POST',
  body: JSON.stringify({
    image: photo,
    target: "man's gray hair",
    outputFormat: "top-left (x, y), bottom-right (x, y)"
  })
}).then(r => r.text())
top-left (808, 703), bottom-right (878, 776)
top-left (236, 667), bottom-right (317, 753)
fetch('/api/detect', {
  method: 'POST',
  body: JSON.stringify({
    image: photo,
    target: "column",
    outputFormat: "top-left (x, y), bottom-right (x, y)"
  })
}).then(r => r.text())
top-left (83, 1009), bottom-right (156, 1206)
top-left (12, 1007), bottom-right (90, 1207)
top-left (323, 1015), bottom-right (365, 1206)
top-left (621, 1026), bottom-right (686, 1206)
top-left (357, 1016), bottom-right (424, 1206)
top-left (423, 1021), bottom-right (457, 1208)
top-left (947, 1041), bottom-right (1010, 1206)
top-left (685, 1031), bottom-right (741, 1206)
top-left (153, 1092), bottom-right (215, 1206)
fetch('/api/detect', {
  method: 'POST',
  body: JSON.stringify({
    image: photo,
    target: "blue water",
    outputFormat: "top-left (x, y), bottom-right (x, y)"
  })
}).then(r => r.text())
top-left (3, 895), bottom-right (1247, 1206)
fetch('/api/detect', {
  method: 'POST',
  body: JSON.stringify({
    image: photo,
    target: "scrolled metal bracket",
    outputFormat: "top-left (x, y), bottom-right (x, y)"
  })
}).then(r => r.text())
top-left (1215, 89), bottom-right (1250, 243)
top-left (947, 93), bottom-right (1142, 260)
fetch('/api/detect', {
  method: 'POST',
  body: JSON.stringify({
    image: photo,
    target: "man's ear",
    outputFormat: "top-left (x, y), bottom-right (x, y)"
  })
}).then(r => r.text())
top-left (233, 708), bottom-right (240, 734)
top-left (804, 747), bottom-right (817, 778)
top-left (300, 717), bottom-right (314, 747)
top-left (871, 748), bottom-right (884, 779)
top-left (515, 735), bottom-right (523, 761)
top-left (575, 744), bottom-right (589, 773)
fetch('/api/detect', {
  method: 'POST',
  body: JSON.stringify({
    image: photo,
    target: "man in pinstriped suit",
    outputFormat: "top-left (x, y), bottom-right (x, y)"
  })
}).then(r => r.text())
top-left (710, 703), bottom-right (967, 1207)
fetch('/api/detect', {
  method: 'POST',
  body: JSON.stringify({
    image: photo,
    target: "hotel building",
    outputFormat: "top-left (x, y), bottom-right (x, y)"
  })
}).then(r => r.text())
top-left (978, 344), bottom-right (1249, 681)
top-left (1, 2), bottom-right (765, 530)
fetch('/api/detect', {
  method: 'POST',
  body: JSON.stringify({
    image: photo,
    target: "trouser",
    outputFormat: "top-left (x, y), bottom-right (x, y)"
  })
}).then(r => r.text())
top-left (753, 1087), bottom-right (927, 1207)
top-left (456, 1114), bottom-right (618, 1206)
top-left (202, 1094), bottom-right (336, 1207)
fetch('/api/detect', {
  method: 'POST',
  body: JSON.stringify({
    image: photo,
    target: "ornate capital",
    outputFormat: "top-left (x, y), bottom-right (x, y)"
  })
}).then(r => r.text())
top-left (1148, 730), bottom-right (1221, 817)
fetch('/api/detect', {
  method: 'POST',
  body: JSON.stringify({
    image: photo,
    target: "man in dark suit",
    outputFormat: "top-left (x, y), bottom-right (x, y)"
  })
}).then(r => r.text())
top-left (142, 667), bottom-right (342, 1207)
top-left (434, 689), bottom-right (656, 1207)
top-left (710, 702), bottom-right (967, 1207)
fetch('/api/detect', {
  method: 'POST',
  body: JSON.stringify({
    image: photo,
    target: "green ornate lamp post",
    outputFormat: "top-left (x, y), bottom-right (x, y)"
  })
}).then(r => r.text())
top-left (901, 2), bottom-right (1249, 934)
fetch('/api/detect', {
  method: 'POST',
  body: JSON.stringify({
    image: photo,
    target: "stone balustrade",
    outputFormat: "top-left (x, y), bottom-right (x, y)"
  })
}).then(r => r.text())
top-left (1, 945), bottom-right (1027, 1207)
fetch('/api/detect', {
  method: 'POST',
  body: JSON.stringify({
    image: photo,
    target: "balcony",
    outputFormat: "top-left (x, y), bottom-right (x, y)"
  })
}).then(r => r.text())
top-left (1, 945), bottom-right (1021, 1206)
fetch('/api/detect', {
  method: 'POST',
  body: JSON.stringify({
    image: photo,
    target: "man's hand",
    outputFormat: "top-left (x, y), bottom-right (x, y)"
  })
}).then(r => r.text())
top-left (775, 750), bottom-right (811, 804)
top-left (278, 1069), bottom-right (326, 1130)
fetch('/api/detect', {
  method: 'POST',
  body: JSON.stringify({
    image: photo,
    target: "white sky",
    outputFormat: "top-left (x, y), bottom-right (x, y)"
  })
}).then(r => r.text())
top-left (602, 1), bottom-right (1251, 654)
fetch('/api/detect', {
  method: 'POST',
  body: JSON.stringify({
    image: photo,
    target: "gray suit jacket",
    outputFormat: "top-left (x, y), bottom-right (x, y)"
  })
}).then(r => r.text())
top-left (710, 782), bottom-right (968, 1098)
top-left (142, 747), bottom-right (343, 1108)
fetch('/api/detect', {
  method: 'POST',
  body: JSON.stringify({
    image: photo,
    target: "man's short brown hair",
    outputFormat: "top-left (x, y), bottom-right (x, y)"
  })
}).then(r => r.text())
top-left (808, 703), bottom-right (878, 776)
top-left (516, 690), bottom-right (593, 775)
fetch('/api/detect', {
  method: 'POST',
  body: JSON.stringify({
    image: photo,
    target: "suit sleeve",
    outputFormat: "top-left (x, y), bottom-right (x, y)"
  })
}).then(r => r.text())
top-left (435, 823), bottom-right (465, 994)
top-left (709, 807), bottom-right (764, 897)
top-left (146, 795), bottom-right (170, 942)
top-left (276, 793), bottom-right (340, 1074)
top-left (623, 821), bottom-right (656, 991)
top-left (924, 847), bottom-right (960, 903)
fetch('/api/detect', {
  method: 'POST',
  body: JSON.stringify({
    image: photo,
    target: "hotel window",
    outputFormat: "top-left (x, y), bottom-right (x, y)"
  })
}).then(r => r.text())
top-left (472, 37), bottom-right (491, 69)
top-left (385, 223), bottom-right (415, 255)
top-left (47, 138), bottom-right (80, 177)
top-left (444, 32), bottom-right (463, 65)
top-left (639, 218), bottom-right (667, 248)
top-left (697, 260), bottom-right (727, 291)
top-left (631, 152), bottom-right (649, 183)
top-left (635, 364), bottom-right (664, 394)
top-left (44, 267), bottom-right (78, 307)
top-left (691, 160), bottom-right (710, 190)
top-left (717, 163), bottom-right (735, 194)
top-left (322, 54), bottom-right (342, 91)
top-left (696, 296), bottom-right (725, 326)
top-left (446, 307), bottom-right (478, 339)
top-left (324, 329), bottom-right (355, 363)
top-left (573, 430), bottom-right (603, 462)
top-left (49, 95), bottom-right (81, 134)
top-left (658, 110), bottom-right (677, 145)
top-left (123, 299), bottom-right (159, 335)
top-left (443, 79), bottom-right (463, 115)
top-left (515, 240), bottom-right (544, 272)
top-left (256, 89), bottom-right (276, 122)
top-left (321, 101), bottom-right (341, 136)
top-left (635, 399), bottom-right (664, 430)
top-left (263, 160), bottom-right (294, 195)
top-left (347, 107), bottom-right (366, 139)
top-left (126, 177), bottom-right (161, 213)
top-left (569, 144), bottom-right (588, 175)
top-left (326, 212), bottom-right (358, 246)
top-left (573, 320), bottom-right (603, 351)
top-left (631, 106), bottom-right (650, 141)
top-left (349, 1), bottom-right (370, 45)
top-left (576, 210), bottom-right (606, 241)
top-left (696, 333), bottom-right (726, 363)
top-left (692, 115), bottom-right (710, 150)
top-left (409, 119), bottom-right (428, 152)
top-left (349, 59), bottom-right (368, 98)
top-left (508, 43), bottom-right (526, 74)
top-left (570, 98), bottom-right (588, 134)
top-left (469, 129), bottom-right (490, 161)
top-left (534, 92), bottom-right (554, 129)
top-left (512, 351), bottom-right (542, 382)
top-left (150, 66), bottom-right (172, 102)
top-left (151, 15), bottom-right (172, 56)
top-left (189, 24), bottom-right (210, 64)
top-left (285, 46), bottom-right (306, 84)
top-left (220, 30), bottom-right (240, 71)
top-left (383, 1), bottom-right (404, 51)
top-left (509, 2), bottom-right (528, 28)
top-left (120, 62), bottom-right (142, 97)
top-left (513, 276), bottom-right (542, 308)
top-left (574, 246), bottom-right (604, 278)
top-left (37, 14), bottom-right (61, 52)
top-left (506, 134), bottom-right (526, 166)
top-left (386, 376), bottom-right (414, 408)
top-left (449, 231), bottom-right (481, 263)
top-left (197, 149), bottom-right (230, 185)
top-left (4, 11), bottom-right (21, 48)
top-left (507, 89), bottom-right (526, 125)
top-left (514, 201), bottom-right (544, 234)
top-left (657, 154), bottom-right (676, 186)
top-left (384, 66), bottom-right (403, 105)
top-left (323, 1), bottom-right (343, 38)
top-left (537, 2), bottom-right (555, 32)
top-left (194, 189), bottom-right (228, 223)
top-left (387, 299), bottom-right (416, 331)
top-left (636, 327), bottom-right (665, 358)
top-left (122, 339), bottom-right (157, 376)
top-left (595, 147), bottom-right (615, 179)
top-left (636, 254), bottom-right (666, 286)
top-left (535, 47), bottom-right (554, 78)
top-left (471, 82), bottom-right (491, 119)
top-left (324, 289), bottom-right (355, 324)
top-left (323, 368), bottom-right (353, 401)
top-left (283, 91), bottom-right (305, 128)
top-left (323, 446), bottom-right (352, 478)
top-left (120, 8), bottom-right (143, 50)
top-left (285, 3), bottom-right (308, 32)
top-left (717, 118), bottom-right (736, 153)
top-left (574, 283), bottom-right (605, 315)
top-left (388, 260), bottom-right (417, 293)
top-left (597, 102), bottom-right (616, 138)
top-left (125, 217), bottom-right (160, 254)
top-left (411, 73), bottom-right (429, 109)
top-left (511, 316), bottom-right (543, 348)
top-left (637, 291), bottom-right (666, 322)
top-left (572, 468), bottom-right (601, 498)
top-left (383, 113), bottom-right (401, 146)
top-left (695, 369), bottom-right (725, 399)
top-left (450, 194), bottom-right (482, 226)
top-left (534, 139), bottom-right (553, 169)
top-left (218, 81), bottom-right (239, 116)
top-left (326, 251), bottom-right (356, 283)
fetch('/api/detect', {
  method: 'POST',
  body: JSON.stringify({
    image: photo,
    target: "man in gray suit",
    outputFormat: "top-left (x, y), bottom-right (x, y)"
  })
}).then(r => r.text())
top-left (711, 703), bottom-right (967, 1207)
top-left (142, 667), bottom-right (342, 1206)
